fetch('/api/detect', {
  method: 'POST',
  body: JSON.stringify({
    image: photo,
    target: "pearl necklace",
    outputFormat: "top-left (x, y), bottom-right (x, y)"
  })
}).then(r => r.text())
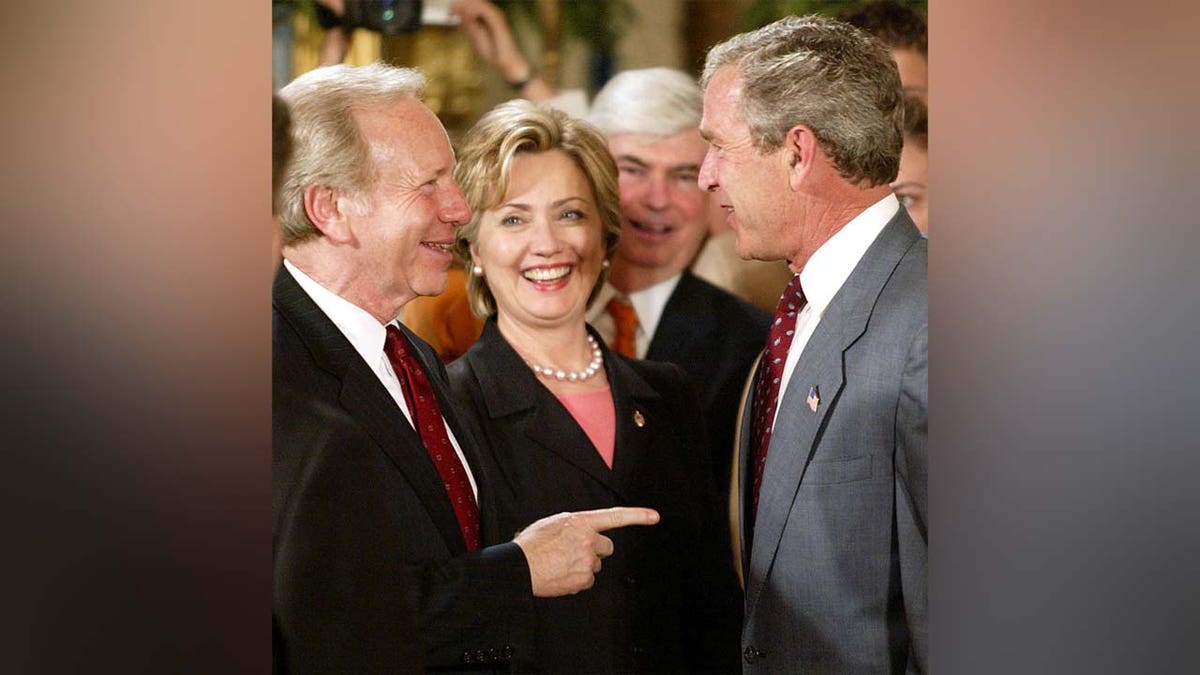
top-left (527, 334), bottom-right (604, 382)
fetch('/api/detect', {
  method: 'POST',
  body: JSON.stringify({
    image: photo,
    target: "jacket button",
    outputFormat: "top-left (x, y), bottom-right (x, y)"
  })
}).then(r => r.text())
top-left (622, 575), bottom-right (637, 585)
top-left (743, 646), bottom-right (765, 664)
top-left (462, 651), bottom-right (473, 664)
top-left (474, 649), bottom-right (486, 663)
top-left (503, 645), bottom-right (514, 659)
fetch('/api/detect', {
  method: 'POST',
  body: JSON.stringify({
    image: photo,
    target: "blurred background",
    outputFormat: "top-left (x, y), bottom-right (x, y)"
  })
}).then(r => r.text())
top-left (271, 0), bottom-right (926, 138)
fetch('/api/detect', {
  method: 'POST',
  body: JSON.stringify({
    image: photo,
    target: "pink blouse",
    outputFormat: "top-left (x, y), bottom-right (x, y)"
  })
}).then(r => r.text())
top-left (555, 387), bottom-right (616, 468)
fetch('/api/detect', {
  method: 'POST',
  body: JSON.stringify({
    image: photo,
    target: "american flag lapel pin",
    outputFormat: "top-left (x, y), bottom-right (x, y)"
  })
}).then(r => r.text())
top-left (806, 386), bottom-right (820, 413)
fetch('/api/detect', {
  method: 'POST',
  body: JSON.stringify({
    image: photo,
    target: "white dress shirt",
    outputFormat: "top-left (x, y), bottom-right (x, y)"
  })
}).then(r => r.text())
top-left (627, 273), bottom-right (683, 358)
top-left (776, 194), bottom-right (900, 421)
top-left (284, 259), bottom-right (478, 497)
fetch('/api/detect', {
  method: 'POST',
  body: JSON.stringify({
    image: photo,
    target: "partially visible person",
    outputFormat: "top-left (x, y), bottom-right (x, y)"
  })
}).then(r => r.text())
top-left (586, 68), bottom-right (771, 508)
top-left (893, 95), bottom-right (928, 233)
top-left (448, 99), bottom-right (742, 673)
top-left (312, 0), bottom-right (352, 66)
top-left (443, 4), bottom-right (773, 499)
top-left (840, 0), bottom-right (928, 101)
top-left (272, 92), bottom-right (292, 265)
top-left (451, 0), bottom-right (556, 101)
top-left (699, 15), bottom-right (927, 672)
top-left (313, 0), bottom-right (427, 67)
top-left (400, 262), bottom-right (484, 363)
top-left (272, 62), bottom-right (660, 672)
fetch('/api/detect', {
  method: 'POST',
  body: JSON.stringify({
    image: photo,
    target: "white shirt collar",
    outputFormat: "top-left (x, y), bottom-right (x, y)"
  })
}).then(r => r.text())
top-left (627, 272), bottom-right (683, 344)
top-left (284, 259), bottom-right (394, 371)
top-left (798, 193), bottom-right (899, 315)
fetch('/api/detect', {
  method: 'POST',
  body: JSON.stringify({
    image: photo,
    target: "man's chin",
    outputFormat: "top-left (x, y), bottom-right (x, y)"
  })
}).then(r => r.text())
top-left (412, 270), bottom-right (451, 299)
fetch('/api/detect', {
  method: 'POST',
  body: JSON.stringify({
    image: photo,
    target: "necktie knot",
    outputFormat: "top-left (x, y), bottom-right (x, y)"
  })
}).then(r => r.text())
top-left (385, 324), bottom-right (409, 358)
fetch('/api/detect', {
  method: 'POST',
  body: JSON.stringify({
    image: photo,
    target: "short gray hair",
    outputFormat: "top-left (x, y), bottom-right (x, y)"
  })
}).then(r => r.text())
top-left (701, 15), bottom-right (904, 187)
top-left (587, 67), bottom-right (702, 139)
top-left (276, 62), bottom-right (426, 245)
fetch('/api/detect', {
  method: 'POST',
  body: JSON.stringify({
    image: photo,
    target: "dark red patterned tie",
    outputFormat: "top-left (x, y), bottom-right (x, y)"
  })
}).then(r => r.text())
top-left (749, 274), bottom-right (805, 523)
top-left (384, 325), bottom-right (480, 551)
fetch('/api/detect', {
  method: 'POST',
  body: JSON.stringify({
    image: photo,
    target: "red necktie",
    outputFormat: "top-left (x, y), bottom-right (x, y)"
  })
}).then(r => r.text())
top-left (606, 297), bottom-right (639, 358)
top-left (749, 274), bottom-right (805, 522)
top-left (384, 325), bottom-right (481, 551)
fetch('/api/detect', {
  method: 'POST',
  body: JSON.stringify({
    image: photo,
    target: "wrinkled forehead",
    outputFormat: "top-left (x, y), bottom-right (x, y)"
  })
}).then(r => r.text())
top-left (356, 99), bottom-right (454, 174)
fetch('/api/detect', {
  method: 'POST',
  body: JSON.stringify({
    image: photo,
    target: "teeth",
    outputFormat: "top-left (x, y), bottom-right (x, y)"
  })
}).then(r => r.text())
top-left (422, 242), bottom-right (452, 252)
top-left (523, 265), bottom-right (571, 282)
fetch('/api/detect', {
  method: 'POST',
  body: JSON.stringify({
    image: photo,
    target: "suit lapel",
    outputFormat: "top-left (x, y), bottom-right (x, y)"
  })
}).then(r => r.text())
top-left (274, 266), bottom-right (468, 555)
top-left (645, 271), bottom-right (717, 362)
top-left (744, 211), bottom-right (923, 614)
top-left (468, 321), bottom-right (623, 496)
top-left (604, 346), bottom-right (664, 498)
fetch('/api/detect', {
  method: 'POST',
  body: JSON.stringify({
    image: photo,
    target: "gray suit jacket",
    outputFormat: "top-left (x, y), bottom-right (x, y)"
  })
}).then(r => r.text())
top-left (738, 209), bottom-right (927, 674)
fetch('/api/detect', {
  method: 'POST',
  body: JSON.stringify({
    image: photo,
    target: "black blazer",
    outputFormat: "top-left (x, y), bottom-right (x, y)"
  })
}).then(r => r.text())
top-left (272, 265), bottom-right (536, 673)
top-left (448, 318), bottom-right (742, 674)
top-left (646, 271), bottom-right (771, 501)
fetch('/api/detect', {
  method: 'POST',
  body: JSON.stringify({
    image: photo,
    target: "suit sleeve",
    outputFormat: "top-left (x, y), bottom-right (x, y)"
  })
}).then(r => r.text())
top-left (274, 398), bottom-right (536, 673)
top-left (896, 322), bottom-right (927, 673)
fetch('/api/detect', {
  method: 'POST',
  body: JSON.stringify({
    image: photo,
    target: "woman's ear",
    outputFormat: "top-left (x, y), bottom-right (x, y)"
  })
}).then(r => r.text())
top-left (468, 243), bottom-right (483, 275)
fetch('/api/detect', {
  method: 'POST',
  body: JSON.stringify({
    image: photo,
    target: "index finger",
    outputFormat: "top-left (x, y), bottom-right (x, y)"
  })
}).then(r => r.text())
top-left (574, 507), bottom-right (660, 532)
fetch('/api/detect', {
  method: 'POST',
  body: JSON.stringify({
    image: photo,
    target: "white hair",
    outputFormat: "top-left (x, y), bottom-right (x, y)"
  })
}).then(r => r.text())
top-left (587, 67), bottom-right (702, 139)
top-left (276, 62), bottom-right (427, 244)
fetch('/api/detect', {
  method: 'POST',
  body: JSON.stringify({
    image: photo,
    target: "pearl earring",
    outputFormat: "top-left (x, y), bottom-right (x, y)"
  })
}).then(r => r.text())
top-left (472, 265), bottom-right (484, 277)
top-left (601, 259), bottom-right (611, 269)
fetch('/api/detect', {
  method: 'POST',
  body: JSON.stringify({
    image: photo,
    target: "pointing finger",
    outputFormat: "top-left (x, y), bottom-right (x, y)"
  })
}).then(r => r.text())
top-left (575, 507), bottom-right (660, 533)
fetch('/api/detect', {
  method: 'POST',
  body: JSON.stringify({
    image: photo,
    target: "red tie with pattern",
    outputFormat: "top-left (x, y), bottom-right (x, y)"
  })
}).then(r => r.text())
top-left (384, 325), bottom-right (481, 551)
top-left (749, 274), bottom-right (805, 523)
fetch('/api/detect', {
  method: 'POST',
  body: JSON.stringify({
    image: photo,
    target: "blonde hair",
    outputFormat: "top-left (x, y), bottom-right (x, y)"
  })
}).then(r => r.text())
top-left (275, 62), bottom-right (426, 245)
top-left (454, 100), bottom-right (621, 318)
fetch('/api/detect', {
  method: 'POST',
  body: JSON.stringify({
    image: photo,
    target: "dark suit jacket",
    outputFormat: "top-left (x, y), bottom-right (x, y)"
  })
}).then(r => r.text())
top-left (738, 209), bottom-right (928, 673)
top-left (449, 318), bottom-right (743, 674)
top-left (272, 265), bottom-right (536, 673)
top-left (646, 272), bottom-right (770, 504)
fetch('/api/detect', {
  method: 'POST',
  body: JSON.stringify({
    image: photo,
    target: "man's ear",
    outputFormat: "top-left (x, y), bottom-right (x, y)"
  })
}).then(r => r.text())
top-left (782, 124), bottom-right (819, 191)
top-left (302, 184), bottom-right (355, 244)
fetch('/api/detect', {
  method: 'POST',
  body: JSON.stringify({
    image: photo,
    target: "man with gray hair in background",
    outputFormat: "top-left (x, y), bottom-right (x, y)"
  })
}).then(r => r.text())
top-left (272, 62), bottom-right (660, 673)
top-left (586, 68), bottom-right (771, 513)
top-left (699, 16), bottom-right (927, 673)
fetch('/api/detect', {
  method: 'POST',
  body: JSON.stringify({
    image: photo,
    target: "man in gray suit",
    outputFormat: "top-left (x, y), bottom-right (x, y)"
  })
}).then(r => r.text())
top-left (698, 15), bottom-right (927, 673)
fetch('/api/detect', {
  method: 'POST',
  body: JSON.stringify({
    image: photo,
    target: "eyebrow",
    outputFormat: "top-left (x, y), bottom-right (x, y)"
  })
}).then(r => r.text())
top-left (616, 155), bottom-right (700, 173)
top-left (500, 196), bottom-right (593, 210)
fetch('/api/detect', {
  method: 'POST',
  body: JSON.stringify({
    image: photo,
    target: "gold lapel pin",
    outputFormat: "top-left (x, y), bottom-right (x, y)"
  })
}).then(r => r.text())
top-left (633, 410), bottom-right (645, 427)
